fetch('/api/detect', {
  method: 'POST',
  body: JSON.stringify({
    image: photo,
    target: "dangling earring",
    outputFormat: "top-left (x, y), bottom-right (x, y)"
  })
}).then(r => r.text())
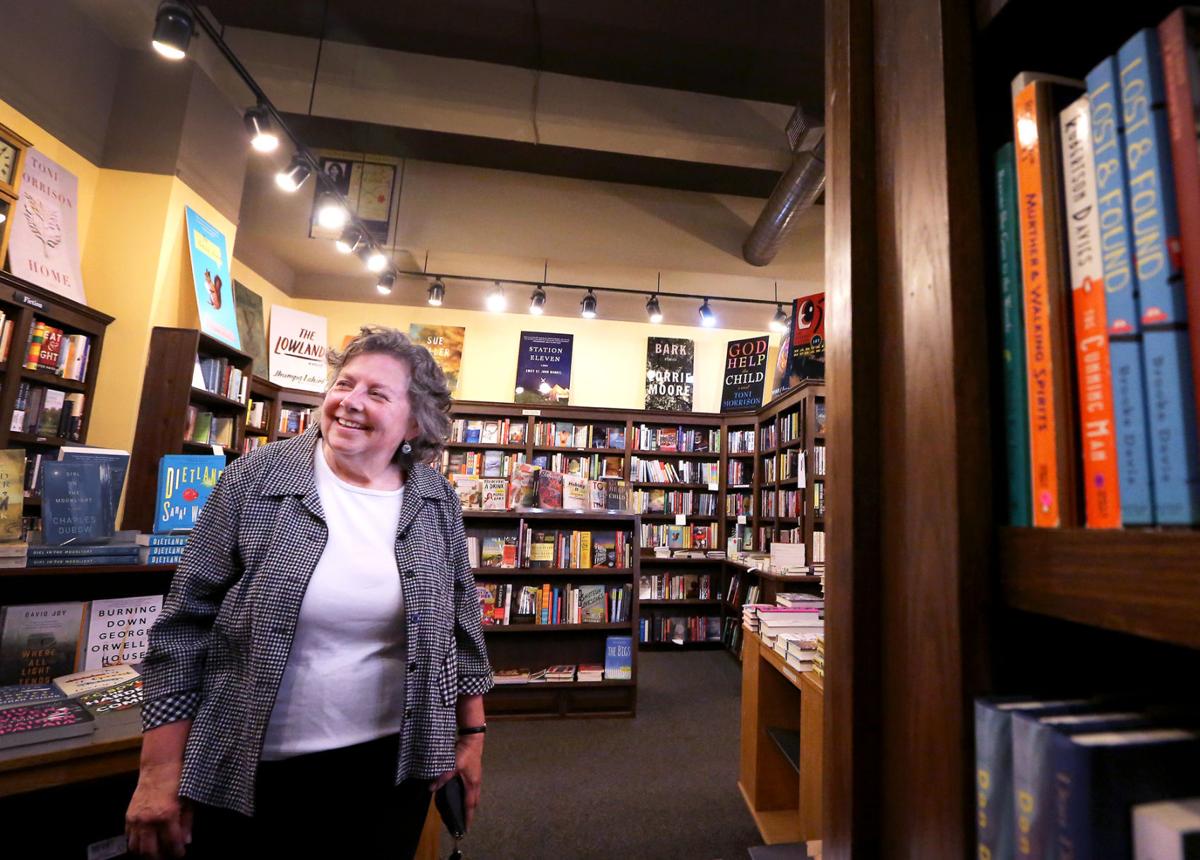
top-left (401, 440), bottom-right (413, 455)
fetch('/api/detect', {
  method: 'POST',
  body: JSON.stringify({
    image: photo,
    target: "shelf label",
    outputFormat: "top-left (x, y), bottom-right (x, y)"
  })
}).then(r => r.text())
top-left (738, 515), bottom-right (747, 525)
top-left (675, 514), bottom-right (687, 525)
top-left (211, 445), bottom-right (224, 456)
top-left (707, 481), bottom-right (719, 491)
top-left (521, 409), bottom-right (541, 416)
top-left (14, 292), bottom-right (45, 310)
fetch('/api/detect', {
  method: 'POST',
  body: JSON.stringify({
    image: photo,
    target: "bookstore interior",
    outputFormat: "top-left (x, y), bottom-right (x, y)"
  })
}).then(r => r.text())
top-left (5, 1), bottom-right (1200, 858)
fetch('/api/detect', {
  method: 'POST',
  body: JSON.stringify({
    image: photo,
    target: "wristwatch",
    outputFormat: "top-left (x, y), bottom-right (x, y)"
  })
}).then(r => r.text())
top-left (457, 724), bottom-right (487, 736)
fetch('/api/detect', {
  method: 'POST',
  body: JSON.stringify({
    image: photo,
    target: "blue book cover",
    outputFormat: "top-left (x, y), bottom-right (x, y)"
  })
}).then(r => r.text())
top-left (1086, 56), bottom-right (1155, 525)
top-left (1118, 30), bottom-right (1200, 524)
top-left (1052, 727), bottom-right (1200, 859)
top-left (994, 143), bottom-right (1032, 527)
top-left (40, 462), bottom-right (114, 545)
top-left (154, 455), bottom-right (225, 534)
top-left (604, 635), bottom-right (632, 680)
top-left (58, 447), bottom-right (130, 529)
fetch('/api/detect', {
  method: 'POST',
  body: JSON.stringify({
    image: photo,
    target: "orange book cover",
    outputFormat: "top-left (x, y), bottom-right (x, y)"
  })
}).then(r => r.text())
top-left (1060, 95), bottom-right (1121, 527)
top-left (1012, 74), bottom-right (1083, 527)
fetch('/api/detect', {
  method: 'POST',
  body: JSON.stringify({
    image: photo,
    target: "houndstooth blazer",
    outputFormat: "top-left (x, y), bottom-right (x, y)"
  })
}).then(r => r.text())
top-left (140, 426), bottom-right (493, 816)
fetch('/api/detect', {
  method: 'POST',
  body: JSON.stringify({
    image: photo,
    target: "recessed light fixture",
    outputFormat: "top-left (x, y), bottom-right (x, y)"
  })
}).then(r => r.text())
top-left (529, 285), bottom-right (547, 315)
top-left (427, 279), bottom-right (445, 306)
top-left (580, 289), bottom-right (598, 319)
top-left (275, 155), bottom-right (311, 192)
top-left (376, 272), bottom-right (395, 295)
top-left (244, 105), bottom-right (279, 153)
top-left (486, 282), bottom-right (507, 312)
top-left (698, 298), bottom-right (716, 327)
top-left (151, 1), bottom-right (193, 60)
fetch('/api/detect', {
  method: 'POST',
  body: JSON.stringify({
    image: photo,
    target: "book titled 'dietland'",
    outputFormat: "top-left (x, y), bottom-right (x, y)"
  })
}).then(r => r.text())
top-left (154, 455), bottom-right (225, 533)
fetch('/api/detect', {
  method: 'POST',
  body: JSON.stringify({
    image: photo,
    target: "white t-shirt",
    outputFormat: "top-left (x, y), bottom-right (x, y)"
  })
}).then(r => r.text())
top-left (261, 442), bottom-right (407, 760)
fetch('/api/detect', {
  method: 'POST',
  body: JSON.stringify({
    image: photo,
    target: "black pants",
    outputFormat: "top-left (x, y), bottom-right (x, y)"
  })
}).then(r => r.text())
top-left (187, 735), bottom-right (432, 858)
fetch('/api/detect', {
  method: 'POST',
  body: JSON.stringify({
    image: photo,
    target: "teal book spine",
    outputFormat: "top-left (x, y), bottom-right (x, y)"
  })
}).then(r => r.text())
top-left (995, 143), bottom-right (1032, 526)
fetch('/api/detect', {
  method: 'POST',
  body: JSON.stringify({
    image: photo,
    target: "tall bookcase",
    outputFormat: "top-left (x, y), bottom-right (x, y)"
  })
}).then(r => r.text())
top-left (123, 327), bottom-right (252, 532)
top-left (468, 509), bottom-right (640, 717)
top-left (820, 0), bottom-right (1200, 855)
top-left (244, 376), bottom-right (322, 452)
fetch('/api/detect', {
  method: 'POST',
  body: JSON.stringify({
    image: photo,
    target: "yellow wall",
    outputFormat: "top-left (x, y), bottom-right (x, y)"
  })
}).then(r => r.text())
top-left (296, 298), bottom-right (781, 413)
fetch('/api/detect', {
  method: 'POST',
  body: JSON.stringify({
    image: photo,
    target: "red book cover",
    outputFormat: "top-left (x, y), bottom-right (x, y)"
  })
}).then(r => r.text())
top-left (1159, 9), bottom-right (1200, 430)
top-left (38, 327), bottom-right (63, 373)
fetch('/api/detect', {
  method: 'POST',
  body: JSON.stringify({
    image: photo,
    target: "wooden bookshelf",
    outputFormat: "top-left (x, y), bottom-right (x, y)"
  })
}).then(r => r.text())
top-left (465, 509), bottom-right (639, 718)
top-left (123, 328), bottom-right (252, 532)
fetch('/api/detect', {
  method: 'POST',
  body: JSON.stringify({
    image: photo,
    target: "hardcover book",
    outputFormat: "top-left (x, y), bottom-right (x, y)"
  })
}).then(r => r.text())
top-left (154, 455), bottom-right (225, 534)
top-left (604, 635), bottom-right (632, 680)
top-left (1012, 71), bottom-right (1085, 526)
top-left (562, 474), bottom-right (587, 510)
top-left (0, 602), bottom-right (85, 686)
top-left (0, 684), bottom-right (63, 708)
top-left (591, 531), bottom-right (618, 567)
top-left (35, 388), bottom-right (65, 438)
top-left (0, 699), bottom-right (95, 750)
top-left (578, 584), bottom-right (607, 623)
top-left (80, 595), bottom-right (163, 670)
top-left (528, 530), bottom-right (557, 567)
top-left (480, 477), bottom-right (508, 510)
top-left (51, 664), bottom-right (141, 698)
top-left (507, 422), bottom-right (526, 445)
top-left (645, 337), bottom-right (695, 411)
top-left (78, 676), bottom-right (144, 714)
top-left (0, 448), bottom-right (25, 541)
top-left (40, 461), bottom-right (114, 545)
top-left (58, 447), bottom-right (130, 530)
top-left (535, 470), bottom-right (564, 509)
top-left (507, 463), bottom-right (539, 510)
top-left (1086, 55), bottom-right (1156, 526)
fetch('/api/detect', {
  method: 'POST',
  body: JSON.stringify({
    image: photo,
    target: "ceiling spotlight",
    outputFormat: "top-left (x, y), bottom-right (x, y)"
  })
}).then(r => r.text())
top-left (699, 298), bottom-right (716, 327)
top-left (375, 272), bottom-right (395, 296)
top-left (275, 155), bottom-right (312, 192)
top-left (646, 294), bottom-right (663, 324)
top-left (243, 105), bottom-right (279, 153)
top-left (151, 1), bottom-right (193, 60)
top-left (316, 194), bottom-right (348, 230)
top-left (580, 289), bottom-right (598, 319)
top-left (427, 279), bottom-right (445, 306)
top-left (486, 282), bottom-right (507, 312)
top-left (360, 246), bottom-right (388, 273)
top-left (770, 303), bottom-right (789, 333)
top-left (335, 225), bottom-right (363, 254)
top-left (529, 285), bottom-right (547, 315)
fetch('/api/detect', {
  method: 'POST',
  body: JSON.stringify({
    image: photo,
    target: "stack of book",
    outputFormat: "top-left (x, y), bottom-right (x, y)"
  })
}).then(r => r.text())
top-left (743, 603), bottom-right (772, 635)
top-left (813, 636), bottom-right (825, 678)
top-left (545, 665), bottom-right (576, 683)
top-left (775, 632), bottom-right (822, 672)
top-left (492, 668), bottom-right (531, 685)
top-left (0, 542), bottom-right (27, 569)
top-left (137, 534), bottom-right (188, 565)
top-left (25, 539), bottom-right (140, 568)
top-left (576, 663), bottom-right (604, 682)
top-left (756, 606), bottom-right (824, 653)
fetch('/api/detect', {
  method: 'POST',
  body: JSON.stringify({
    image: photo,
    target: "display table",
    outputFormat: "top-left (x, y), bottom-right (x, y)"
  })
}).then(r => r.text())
top-left (738, 630), bottom-right (824, 844)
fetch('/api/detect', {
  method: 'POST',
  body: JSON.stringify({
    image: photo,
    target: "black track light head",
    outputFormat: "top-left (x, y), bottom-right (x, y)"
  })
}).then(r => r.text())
top-left (152, 1), bottom-right (194, 61)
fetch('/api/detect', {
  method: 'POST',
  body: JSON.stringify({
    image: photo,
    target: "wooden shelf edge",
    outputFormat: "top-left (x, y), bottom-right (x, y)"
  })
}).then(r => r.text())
top-left (999, 527), bottom-right (1200, 649)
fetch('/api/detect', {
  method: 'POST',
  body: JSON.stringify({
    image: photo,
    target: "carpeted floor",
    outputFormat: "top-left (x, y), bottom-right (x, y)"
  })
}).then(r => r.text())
top-left (441, 649), bottom-right (763, 859)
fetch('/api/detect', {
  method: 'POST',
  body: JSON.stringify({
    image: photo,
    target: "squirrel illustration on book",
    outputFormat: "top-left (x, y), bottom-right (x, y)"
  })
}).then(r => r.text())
top-left (203, 270), bottom-right (223, 310)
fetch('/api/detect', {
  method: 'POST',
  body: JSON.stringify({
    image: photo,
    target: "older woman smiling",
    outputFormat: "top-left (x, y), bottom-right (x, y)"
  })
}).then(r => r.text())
top-left (126, 326), bottom-right (492, 859)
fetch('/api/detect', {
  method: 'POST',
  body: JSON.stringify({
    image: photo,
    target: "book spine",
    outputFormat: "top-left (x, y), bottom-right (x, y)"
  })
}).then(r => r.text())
top-left (1013, 78), bottom-right (1080, 527)
top-left (1060, 95), bottom-right (1121, 527)
top-left (1161, 9), bottom-right (1200, 519)
top-left (26, 555), bottom-right (143, 567)
top-left (1119, 29), bottom-right (1200, 524)
top-left (996, 143), bottom-right (1033, 526)
top-left (1087, 56), bottom-right (1156, 525)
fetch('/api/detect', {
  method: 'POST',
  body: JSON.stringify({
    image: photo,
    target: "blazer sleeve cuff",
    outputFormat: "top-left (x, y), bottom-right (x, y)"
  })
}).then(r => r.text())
top-left (458, 673), bottom-right (495, 697)
top-left (141, 692), bottom-right (202, 731)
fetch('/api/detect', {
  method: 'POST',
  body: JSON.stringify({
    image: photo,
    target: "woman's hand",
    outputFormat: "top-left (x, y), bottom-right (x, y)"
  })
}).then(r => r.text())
top-left (126, 761), bottom-right (192, 859)
top-left (433, 733), bottom-right (485, 827)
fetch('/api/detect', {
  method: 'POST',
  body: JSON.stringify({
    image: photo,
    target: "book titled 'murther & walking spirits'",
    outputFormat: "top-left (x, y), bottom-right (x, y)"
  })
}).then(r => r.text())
top-left (154, 455), bottom-right (225, 533)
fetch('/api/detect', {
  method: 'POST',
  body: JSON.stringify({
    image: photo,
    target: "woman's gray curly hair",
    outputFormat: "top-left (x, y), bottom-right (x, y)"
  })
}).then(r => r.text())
top-left (325, 325), bottom-right (451, 466)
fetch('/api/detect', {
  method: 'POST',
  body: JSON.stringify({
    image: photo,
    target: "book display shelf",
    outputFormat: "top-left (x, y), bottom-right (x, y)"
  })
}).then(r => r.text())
top-left (243, 376), bottom-right (322, 454)
top-left (821, 0), bottom-right (1200, 852)
top-left (123, 327), bottom-right (252, 531)
top-left (468, 510), bottom-right (640, 717)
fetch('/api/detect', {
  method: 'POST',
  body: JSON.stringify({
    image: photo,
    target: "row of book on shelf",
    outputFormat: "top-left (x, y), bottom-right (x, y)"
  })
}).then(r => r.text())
top-left (630, 457), bottom-right (720, 484)
top-left (975, 694), bottom-right (1200, 858)
top-left (999, 8), bottom-right (1200, 528)
top-left (192, 353), bottom-right (248, 404)
top-left (23, 319), bottom-right (92, 382)
top-left (466, 524), bottom-right (633, 569)
top-left (0, 663), bottom-right (144, 751)
top-left (476, 582), bottom-right (633, 625)
top-left (9, 382), bottom-right (85, 441)
top-left (450, 464), bottom-right (631, 512)
top-left (639, 614), bottom-right (721, 644)
top-left (638, 572), bottom-right (714, 600)
top-left (490, 635), bottom-right (632, 685)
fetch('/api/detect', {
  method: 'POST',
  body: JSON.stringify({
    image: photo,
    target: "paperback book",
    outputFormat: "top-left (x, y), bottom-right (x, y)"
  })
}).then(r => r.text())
top-left (0, 699), bottom-right (95, 750)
